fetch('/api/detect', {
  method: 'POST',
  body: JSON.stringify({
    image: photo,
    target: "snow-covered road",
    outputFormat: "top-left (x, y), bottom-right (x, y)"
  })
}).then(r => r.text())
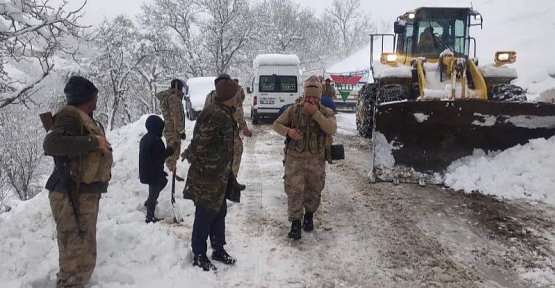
top-left (228, 120), bottom-right (555, 287)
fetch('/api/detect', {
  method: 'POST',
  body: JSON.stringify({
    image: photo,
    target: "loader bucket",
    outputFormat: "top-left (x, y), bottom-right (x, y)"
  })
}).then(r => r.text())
top-left (372, 100), bottom-right (555, 184)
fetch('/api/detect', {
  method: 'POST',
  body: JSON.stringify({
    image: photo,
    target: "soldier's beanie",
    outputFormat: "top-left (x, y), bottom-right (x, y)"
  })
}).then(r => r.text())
top-left (215, 78), bottom-right (239, 102)
top-left (171, 79), bottom-right (184, 91)
top-left (64, 76), bottom-right (98, 105)
top-left (214, 73), bottom-right (231, 85)
top-left (304, 75), bottom-right (322, 98)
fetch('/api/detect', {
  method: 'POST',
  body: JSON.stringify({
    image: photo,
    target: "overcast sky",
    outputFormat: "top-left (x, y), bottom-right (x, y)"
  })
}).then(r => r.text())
top-left (55, 0), bottom-right (498, 26)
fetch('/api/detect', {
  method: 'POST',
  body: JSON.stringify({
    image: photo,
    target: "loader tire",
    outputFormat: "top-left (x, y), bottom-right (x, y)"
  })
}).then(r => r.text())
top-left (377, 84), bottom-right (409, 104)
top-left (488, 84), bottom-right (527, 102)
top-left (356, 83), bottom-right (377, 138)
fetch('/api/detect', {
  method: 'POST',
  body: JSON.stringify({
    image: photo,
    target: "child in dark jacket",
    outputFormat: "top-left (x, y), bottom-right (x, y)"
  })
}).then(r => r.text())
top-left (140, 115), bottom-right (174, 223)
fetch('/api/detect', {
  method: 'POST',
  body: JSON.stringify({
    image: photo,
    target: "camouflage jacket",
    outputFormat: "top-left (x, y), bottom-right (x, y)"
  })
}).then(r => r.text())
top-left (43, 106), bottom-right (112, 193)
top-left (155, 88), bottom-right (185, 146)
top-left (273, 98), bottom-right (337, 159)
top-left (204, 86), bottom-right (247, 129)
top-left (182, 101), bottom-right (236, 212)
top-left (322, 84), bottom-right (336, 99)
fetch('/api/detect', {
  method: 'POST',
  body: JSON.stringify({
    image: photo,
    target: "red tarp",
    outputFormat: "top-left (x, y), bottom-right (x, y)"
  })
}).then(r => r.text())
top-left (330, 74), bottom-right (363, 85)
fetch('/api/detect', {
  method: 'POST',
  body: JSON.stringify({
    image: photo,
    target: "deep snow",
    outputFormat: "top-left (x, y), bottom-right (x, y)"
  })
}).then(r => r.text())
top-left (1, 114), bottom-right (554, 287)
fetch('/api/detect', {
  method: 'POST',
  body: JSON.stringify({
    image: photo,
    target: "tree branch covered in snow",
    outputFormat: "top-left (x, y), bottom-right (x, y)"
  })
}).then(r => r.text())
top-left (197, 0), bottom-right (256, 75)
top-left (0, 166), bottom-right (10, 213)
top-left (59, 0), bottom-right (377, 132)
top-left (0, 108), bottom-right (44, 201)
top-left (325, 0), bottom-right (374, 56)
top-left (90, 15), bottom-right (169, 130)
top-left (0, 0), bottom-right (87, 109)
top-left (139, 0), bottom-right (206, 78)
top-left (252, 0), bottom-right (315, 54)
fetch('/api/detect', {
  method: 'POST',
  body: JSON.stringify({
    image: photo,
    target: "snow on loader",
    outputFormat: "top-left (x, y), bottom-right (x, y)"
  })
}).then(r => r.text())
top-left (356, 7), bottom-right (555, 185)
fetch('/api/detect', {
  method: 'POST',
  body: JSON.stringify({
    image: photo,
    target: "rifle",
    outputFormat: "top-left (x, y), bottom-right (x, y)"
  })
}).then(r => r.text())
top-left (66, 156), bottom-right (85, 237)
top-left (39, 112), bottom-right (53, 132)
top-left (283, 136), bottom-right (290, 166)
top-left (40, 112), bottom-right (85, 237)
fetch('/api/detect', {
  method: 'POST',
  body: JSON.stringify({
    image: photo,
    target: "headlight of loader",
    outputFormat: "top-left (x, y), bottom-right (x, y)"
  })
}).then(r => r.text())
top-left (380, 53), bottom-right (398, 66)
top-left (494, 51), bottom-right (516, 66)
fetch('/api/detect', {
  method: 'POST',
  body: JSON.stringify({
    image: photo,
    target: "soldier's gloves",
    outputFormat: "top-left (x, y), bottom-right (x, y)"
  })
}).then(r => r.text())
top-left (164, 147), bottom-right (174, 157)
top-left (180, 151), bottom-right (189, 163)
top-left (180, 133), bottom-right (186, 140)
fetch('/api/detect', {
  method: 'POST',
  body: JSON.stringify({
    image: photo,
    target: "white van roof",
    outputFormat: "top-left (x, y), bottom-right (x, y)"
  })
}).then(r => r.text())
top-left (253, 54), bottom-right (300, 67)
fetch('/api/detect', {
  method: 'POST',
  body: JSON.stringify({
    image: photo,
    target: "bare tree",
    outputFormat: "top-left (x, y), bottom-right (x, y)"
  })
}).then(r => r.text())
top-left (0, 108), bottom-right (43, 201)
top-left (252, 0), bottom-right (317, 54)
top-left (197, 0), bottom-right (257, 75)
top-left (325, 0), bottom-right (374, 56)
top-left (0, 0), bottom-right (87, 109)
top-left (0, 166), bottom-right (11, 213)
top-left (139, 0), bottom-right (206, 78)
top-left (134, 34), bottom-right (172, 114)
top-left (90, 15), bottom-right (147, 130)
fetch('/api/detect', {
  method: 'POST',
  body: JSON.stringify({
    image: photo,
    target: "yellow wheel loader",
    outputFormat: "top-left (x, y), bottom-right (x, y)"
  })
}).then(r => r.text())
top-left (356, 7), bottom-right (555, 184)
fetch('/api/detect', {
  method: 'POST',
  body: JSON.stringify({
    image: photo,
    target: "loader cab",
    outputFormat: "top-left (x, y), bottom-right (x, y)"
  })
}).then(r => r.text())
top-left (395, 7), bottom-right (481, 59)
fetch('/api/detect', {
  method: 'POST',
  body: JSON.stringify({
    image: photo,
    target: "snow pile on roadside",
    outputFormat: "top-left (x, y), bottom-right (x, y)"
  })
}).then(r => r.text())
top-left (444, 136), bottom-right (555, 205)
top-left (0, 115), bottom-right (212, 288)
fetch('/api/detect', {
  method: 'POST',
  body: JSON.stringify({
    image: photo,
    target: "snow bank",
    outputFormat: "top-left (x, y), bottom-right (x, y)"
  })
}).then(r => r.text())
top-left (444, 137), bottom-right (555, 205)
top-left (0, 115), bottom-right (206, 288)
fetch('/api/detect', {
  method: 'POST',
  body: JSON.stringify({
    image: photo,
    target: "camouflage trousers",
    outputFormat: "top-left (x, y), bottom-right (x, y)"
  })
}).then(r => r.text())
top-left (283, 154), bottom-right (326, 221)
top-left (165, 137), bottom-right (181, 171)
top-left (232, 133), bottom-right (243, 177)
top-left (49, 191), bottom-right (100, 288)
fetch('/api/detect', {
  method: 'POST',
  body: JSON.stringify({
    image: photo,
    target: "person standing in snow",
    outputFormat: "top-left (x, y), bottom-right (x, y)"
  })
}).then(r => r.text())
top-left (155, 79), bottom-right (187, 171)
top-left (272, 75), bottom-right (337, 240)
top-left (139, 115), bottom-right (174, 223)
top-left (43, 75), bottom-right (113, 288)
top-left (204, 74), bottom-right (251, 190)
top-left (181, 78), bottom-right (239, 271)
top-left (322, 78), bottom-right (337, 100)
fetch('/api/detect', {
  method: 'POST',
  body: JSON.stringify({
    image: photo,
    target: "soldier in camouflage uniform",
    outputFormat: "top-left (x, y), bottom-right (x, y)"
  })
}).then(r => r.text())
top-left (204, 75), bottom-right (251, 189)
top-left (181, 78), bottom-right (239, 271)
top-left (43, 76), bottom-right (113, 287)
top-left (322, 78), bottom-right (337, 100)
top-left (155, 79), bottom-right (186, 171)
top-left (273, 75), bottom-right (337, 240)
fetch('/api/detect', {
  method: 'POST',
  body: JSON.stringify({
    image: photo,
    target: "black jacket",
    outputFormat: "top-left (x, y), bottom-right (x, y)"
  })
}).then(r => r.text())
top-left (139, 115), bottom-right (173, 184)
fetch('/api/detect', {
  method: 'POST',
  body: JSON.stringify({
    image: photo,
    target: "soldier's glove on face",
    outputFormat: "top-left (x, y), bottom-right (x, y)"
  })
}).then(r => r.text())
top-left (180, 133), bottom-right (186, 140)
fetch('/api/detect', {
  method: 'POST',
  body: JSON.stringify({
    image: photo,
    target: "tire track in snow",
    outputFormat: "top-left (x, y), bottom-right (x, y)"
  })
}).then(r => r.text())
top-left (327, 133), bottom-right (481, 287)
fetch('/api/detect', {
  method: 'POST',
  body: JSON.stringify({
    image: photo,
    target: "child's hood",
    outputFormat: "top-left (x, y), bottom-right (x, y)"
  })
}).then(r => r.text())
top-left (145, 115), bottom-right (165, 136)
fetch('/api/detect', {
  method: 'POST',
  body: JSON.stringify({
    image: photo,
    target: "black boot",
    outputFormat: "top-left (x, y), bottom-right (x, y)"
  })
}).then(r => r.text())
top-left (303, 212), bottom-right (314, 232)
top-left (288, 220), bottom-right (302, 240)
top-left (193, 254), bottom-right (217, 271)
top-left (144, 200), bottom-right (158, 208)
top-left (211, 249), bottom-right (237, 265)
top-left (145, 216), bottom-right (163, 224)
